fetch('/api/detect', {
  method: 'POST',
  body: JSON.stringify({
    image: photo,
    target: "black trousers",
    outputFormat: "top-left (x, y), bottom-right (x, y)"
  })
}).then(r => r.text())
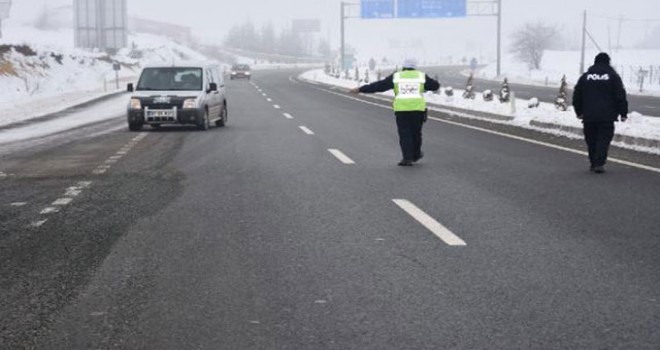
top-left (395, 111), bottom-right (426, 161)
top-left (583, 121), bottom-right (615, 167)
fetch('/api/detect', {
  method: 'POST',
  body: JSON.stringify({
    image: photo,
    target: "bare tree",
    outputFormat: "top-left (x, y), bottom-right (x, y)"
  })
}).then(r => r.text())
top-left (510, 22), bottom-right (559, 70)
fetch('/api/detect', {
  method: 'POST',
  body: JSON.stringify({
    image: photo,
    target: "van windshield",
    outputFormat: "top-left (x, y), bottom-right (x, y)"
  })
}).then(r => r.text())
top-left (137, 67), bottom-right (203, 91)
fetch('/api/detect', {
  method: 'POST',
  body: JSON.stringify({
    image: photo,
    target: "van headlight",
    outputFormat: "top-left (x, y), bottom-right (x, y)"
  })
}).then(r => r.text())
top-left (130, 98), bottom-right (141, 109)
top-left (183, 99), bottom-right (197, 109)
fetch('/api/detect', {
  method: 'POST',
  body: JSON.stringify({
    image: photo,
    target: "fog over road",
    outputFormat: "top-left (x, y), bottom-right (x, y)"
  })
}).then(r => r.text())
top-left (1, 70), bottom-right (660, 349)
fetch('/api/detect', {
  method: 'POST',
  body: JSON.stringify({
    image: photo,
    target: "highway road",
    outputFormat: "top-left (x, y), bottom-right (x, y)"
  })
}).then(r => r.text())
top-left (424, 66), bottom-right (660, 117)
top-left (1, 69), bottom-right (660, 349)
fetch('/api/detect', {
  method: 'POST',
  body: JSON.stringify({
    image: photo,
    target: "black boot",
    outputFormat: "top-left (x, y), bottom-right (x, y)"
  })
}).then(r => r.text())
top-left (398, 159), bottom-right (413, 167)
top-left (413, 151), bottom-right (424, 163)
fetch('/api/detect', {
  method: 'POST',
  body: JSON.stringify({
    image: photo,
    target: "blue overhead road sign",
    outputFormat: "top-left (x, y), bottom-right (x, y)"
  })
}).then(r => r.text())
top-left (361, 0), bottom-right (395, 19)
top-left (398, 0), bottom-right (467, 18)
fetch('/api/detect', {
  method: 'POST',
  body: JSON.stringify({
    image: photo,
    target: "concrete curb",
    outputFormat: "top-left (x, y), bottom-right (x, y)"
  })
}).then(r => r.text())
top-left (299, 73), bottom-right (660, 150)
top-left (530, 120), bottom-right (660, 149)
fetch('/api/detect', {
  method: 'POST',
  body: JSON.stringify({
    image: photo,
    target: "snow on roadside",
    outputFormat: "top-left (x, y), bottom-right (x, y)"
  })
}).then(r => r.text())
top-left (0, 94), bottom-right (127, 145)
top-left (476, 50), bottom-right (660, 97)
top-left (301, 68), bottom-right (660, 155)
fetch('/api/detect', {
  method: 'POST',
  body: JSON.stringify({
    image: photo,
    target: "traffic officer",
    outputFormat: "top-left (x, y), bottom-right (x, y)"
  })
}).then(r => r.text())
top-left (350, 58), bottom-right (440, 166)
top-left (573, 53), bottom-right (629, 174)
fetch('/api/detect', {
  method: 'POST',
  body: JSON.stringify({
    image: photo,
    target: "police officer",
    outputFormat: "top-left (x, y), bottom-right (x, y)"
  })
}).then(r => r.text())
top-left (573, 53), bottom-right (629, 174)
top-left (350, 58), bottom-right (440, 166)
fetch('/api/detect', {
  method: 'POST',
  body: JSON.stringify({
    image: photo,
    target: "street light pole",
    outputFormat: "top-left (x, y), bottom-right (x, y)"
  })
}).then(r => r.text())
top-left (580, 10), bottom-right (587, 75)
top-left (496, 0), bottom-right (502, 76)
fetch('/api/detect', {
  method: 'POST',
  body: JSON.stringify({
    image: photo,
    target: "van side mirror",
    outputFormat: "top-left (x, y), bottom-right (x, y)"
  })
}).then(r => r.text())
top-left (127, 83), bottom-right (134, 92)
top-left (208, 83), bottom-right (218, 92)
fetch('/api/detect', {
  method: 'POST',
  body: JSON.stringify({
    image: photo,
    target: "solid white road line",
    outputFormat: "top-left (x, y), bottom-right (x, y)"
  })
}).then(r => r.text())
top-left (328, 149), bottom-right (356, 165)
top-left (299, 126), bottom-right (315, 135)
top-left (312, 85), bottom-right (660, 175)
top-left (283, 113), bottom-right (294, 119)
top-left (274, 105), bottom-right (281, 109)
top-left (426, 116), bottom-right (660, 174)
top-left (392, 199), bottom-right (467, 246)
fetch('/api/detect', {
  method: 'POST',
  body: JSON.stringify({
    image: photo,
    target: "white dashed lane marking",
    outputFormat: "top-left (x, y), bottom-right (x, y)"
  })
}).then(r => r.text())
top-left (299, 126), bottom-right (315, 135)
top-left (392, 199), bottom-right (467, 246)
top-left (31, 134), bottom-right (147, 227)
top-left (328, 149), bottom-right (356, 165)
top-left (10, 202), bottom-right (27, 207)
top-left (283, 113), bottom-right (294, 120)
top-left (30, 220), bottom-right (48, 228)
top-left (273, 105), bottom-right (281, 109)
top-left (267, 98), bottom-right (273, 102)
top-left (52, 198), bottom-right (73, 206)
top-left (40, 207), bottom-right (60, 215)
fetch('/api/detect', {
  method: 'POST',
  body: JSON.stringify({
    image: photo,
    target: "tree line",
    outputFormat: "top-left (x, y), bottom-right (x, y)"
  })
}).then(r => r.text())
top-left (224, 21), bottom-right (332, 58)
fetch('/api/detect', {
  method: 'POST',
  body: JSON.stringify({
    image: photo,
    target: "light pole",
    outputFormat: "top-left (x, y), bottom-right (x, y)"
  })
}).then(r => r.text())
top-left (580, 10), bottom-right (587, 75)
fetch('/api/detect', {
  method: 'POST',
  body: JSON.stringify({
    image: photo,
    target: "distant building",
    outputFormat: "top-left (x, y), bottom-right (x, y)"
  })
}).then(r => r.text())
top-left (74, 0), bottom-right (127, 51)
top-left (0, 0), bottom-right (12, 39)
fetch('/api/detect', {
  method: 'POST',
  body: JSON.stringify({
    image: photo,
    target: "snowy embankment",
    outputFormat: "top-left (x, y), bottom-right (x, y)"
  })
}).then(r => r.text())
top-left (476, 50), bottom-right (660, 97)
top-left (300, 68), bottom-right (660, 155)
top-left (0, 24), bottom-right (209, 128)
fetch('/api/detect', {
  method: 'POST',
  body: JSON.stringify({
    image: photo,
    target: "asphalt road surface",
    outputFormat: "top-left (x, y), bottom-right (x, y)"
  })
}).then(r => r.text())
top-left (1, 69), bottom-right (660, 349)
top-left (424, 66), bottom-right (660, 117)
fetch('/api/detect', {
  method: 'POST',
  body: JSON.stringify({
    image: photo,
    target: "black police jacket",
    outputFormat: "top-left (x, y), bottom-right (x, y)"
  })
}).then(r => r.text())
top-left (572, 63), bottom-right (628, 122)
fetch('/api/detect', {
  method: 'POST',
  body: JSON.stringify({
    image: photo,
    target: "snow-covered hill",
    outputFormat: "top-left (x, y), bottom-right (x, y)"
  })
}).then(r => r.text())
top-left (0, 21), bottom-right (210, 127)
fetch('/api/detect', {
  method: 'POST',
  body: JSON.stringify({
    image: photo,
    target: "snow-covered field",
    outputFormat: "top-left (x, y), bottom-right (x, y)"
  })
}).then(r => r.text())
top-left (477, 50), bottom-right (660, 96)
top-left (301, 68), bottom-right (660, 154)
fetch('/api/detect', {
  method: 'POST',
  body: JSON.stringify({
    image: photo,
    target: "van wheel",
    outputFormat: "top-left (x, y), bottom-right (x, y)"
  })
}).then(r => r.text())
top-left (197, 110), bottom-right (210, 131)
top-left (215, 106), bottom-right (227, 127)
top-left (129, 123), bottom-right (143, 131)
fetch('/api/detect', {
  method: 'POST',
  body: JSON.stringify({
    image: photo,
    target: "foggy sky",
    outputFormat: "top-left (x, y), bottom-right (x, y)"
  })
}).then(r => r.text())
top-left (9, 0), bottom-right (660, 61)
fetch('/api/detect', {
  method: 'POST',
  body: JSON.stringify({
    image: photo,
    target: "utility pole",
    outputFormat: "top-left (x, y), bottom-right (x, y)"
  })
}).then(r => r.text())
top-left (340, 2), bottom-right (346, 71)
top-left (496, 0), bottom-right (502, 76)
top-left (580, 10), bottom-right (587, 75)
top-left (616, 14), bottom-right (623, 52)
